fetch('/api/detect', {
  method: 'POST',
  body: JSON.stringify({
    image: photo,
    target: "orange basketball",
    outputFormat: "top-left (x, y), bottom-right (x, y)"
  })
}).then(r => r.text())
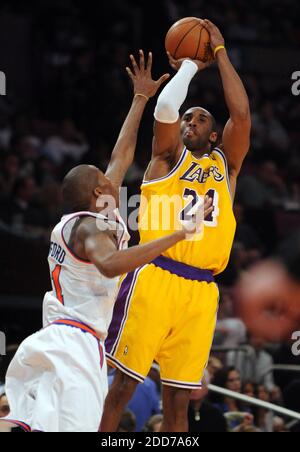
top-left (165, 17), bottom-right (213, 62)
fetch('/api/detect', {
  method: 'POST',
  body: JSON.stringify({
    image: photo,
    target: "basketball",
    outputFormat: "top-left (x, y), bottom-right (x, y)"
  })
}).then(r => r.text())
top-left (165, 17), bottom-right (213, 62)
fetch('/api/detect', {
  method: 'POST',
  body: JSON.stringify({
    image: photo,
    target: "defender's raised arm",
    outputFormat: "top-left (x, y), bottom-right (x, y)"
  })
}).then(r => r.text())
top-left (105, 50), bottom-right (169, 188)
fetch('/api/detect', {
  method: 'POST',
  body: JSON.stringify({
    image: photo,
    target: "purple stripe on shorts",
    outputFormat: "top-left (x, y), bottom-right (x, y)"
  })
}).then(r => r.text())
top-left (105, 271), bottom-right (135, 354)
top-left (152, 256), bottom-right (214, 283)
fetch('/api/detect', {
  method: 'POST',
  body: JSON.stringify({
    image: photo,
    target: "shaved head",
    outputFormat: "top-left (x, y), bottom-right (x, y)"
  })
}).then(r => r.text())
top-left (62, 165), bottom-right (102, 214)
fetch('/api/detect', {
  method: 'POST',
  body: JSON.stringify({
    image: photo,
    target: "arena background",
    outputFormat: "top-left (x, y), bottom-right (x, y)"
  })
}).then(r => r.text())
top-left (0, 0), bottom-right (300, 433)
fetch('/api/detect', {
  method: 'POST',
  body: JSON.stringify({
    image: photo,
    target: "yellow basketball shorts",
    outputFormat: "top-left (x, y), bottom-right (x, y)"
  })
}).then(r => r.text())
top-left (106, 256), bottom-right (219, 389)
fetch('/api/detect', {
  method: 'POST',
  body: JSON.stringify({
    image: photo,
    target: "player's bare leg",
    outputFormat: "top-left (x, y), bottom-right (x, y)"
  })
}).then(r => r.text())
top-left (160, 386), bottom-right (192, 432)
top-left (100, 369), bottom-right (138, 432)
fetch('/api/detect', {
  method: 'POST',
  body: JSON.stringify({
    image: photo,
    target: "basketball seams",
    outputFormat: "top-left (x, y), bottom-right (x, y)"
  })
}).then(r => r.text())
top-left (194, 25), bottom-right (204, 60)
top-left (174, 22), bottom-right (201, 59)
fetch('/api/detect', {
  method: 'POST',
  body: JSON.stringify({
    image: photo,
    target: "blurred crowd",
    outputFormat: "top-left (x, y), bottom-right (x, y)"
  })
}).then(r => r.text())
top-left (0, 0), bottom-right (300, 433)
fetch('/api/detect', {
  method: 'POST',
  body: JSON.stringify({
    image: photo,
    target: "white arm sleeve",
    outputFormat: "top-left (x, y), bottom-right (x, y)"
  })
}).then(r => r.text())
top-left (154, 60), bottom-right (198, 124)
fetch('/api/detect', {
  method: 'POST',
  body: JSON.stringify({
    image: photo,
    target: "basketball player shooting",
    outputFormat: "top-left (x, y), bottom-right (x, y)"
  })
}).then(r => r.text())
top-left (102, 20), bottom-right (251, 433)
top-left (0, 52), bottom-right (212, 433)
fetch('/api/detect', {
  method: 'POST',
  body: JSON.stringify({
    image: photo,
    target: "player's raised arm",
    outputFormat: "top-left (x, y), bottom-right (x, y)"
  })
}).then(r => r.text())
top-left (152, 50), bottom-right (212, 161)
top-left (203, 20), bottom-right (251, 178)
top-left (105, 51), bottom-right (170, 188)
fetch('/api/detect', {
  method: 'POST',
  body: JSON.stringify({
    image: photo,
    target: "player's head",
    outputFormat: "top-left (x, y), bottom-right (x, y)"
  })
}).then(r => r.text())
top-left (181, 107), bottom-right (218, 152)
top-left (62, 165), bottom-right (118, 214)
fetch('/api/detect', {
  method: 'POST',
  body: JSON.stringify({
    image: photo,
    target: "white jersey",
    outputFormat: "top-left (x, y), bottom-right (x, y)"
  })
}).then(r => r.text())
top-left (43, 210), bottom-right (130, 340)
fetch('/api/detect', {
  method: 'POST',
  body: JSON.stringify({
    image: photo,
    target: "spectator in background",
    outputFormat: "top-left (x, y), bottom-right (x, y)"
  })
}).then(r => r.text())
top-left (227, 336), bottom-right (277, 393)
top-left (242, 381), bottom-right (255, 399)
top-left (0, 345), bottom-right (18, 391)
top-left (272, 417), bottom-right (289, 433)
top-left (215, 292), bottom-right (247, 348)
top-left (108, 369), bottom-right (161, 433)
top-left (0, 176), bottom-right (50, 238)
top-left (43, 119), bottom-right (89, 166)
top-left (188, 372), bottom-right (227, 433)
top-left (207, 357), bottom-right (223, 381)
top-left (210, 367), bottom-right (256, 431)
top-left (117, 410), bottom-right (136, 433)
top-left (283, 380), bottom-right (300, 432)
top-left (0, 394), bottom-right (9, 418)
top-left (0, 394), bottom-right (11, 433)
top-left (233, 202), bottom-right (263, 264)
top-left (253, 384), bottom-right (274, 432)
top-left (148, 363), bottom-right (162, 397)
top-left (143, 414), bottom-right (163, 433)
top-left (127, 376), bottom-right (161, 432)
top-left (237, 160), bottom-right (287, 210)
top-left (0, 154), bottom-right (20, 199)
top-left (210, 367), bottom-right (245, 415)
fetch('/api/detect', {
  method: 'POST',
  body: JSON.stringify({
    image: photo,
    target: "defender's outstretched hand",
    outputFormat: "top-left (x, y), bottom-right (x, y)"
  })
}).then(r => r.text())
top-left (127, 50), bottom-right (170, 99)
top-left (182, 196), bottom-right (214, 238)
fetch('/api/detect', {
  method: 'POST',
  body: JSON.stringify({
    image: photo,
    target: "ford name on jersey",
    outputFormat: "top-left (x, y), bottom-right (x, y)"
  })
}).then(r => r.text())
top-left (49, 241), bottom-right (66, 264)
top-left (180, 162), bottom-right (224, 184)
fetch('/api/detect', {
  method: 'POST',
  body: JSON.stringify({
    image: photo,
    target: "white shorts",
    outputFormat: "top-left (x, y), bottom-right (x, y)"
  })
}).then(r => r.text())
top-left (0, 320), bottom-right (107, 432)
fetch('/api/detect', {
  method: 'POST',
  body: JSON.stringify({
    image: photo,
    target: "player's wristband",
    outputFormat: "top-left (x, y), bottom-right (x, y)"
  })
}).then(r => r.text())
top-left (214, 45), bottom-right (226, 58)
top-left (135, 93), bottom-right (149, 102)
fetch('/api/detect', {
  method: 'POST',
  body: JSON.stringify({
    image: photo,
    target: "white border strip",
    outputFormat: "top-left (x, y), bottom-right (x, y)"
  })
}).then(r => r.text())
top-left (212, 148), bottom-right (233, 202)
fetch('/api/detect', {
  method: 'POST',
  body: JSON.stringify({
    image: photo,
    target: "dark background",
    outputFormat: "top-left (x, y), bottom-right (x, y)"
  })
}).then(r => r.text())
top-left (0, 0), bottom-right (299, 342)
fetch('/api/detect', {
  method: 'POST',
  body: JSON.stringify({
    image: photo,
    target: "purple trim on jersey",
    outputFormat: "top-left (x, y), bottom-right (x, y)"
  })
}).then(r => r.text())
top-left (151, 256), bottom-right (214, 283)
top-left (161, 379), bottom-right (203, 389)
top-left (213, 148), bottom-right (232, 198)
top-left (105, 271), bottom-right (136, 355)
top-left (106, 355), bottom-right (145, 383)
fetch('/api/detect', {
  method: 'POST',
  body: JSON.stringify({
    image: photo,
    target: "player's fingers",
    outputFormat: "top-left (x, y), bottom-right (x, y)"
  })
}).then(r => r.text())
top-left (203, 19), bottom-right (214, 28)
top-left (204, 206), bottom-right (214, 219)
top-left (126, 67), bottom-right (135, 81)
top-left (204, 195), bottom-right (213, 208)
top-left (139, 49), bottom-right (145, 72)
top-left (156, 73), bottom-right (170, 87)
top-left (130, 54), bottom-right (139, 74)
top-left (167, 51), bottom-right (176, 65)
top-left (146, 51), bottom-right (153, 74)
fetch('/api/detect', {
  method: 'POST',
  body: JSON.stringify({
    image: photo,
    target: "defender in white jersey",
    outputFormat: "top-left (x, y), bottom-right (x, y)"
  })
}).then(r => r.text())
top-left (0, 52), bottom-right (210, 432)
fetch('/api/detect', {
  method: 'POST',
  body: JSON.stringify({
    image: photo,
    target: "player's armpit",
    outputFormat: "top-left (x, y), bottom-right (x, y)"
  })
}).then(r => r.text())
top-left (222, 115), bottom-right (251, 176)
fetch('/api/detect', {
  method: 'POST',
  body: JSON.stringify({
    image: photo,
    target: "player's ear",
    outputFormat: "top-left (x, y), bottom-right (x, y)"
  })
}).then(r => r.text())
top-left (94, 186), bottom-right (102, 198)
top-left (210, 132), bottom-right (218, 145)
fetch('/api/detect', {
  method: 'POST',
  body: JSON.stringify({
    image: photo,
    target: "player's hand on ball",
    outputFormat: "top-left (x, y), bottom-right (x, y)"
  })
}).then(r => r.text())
top-left (182, 196), bottom-right (213, 238)
top-left (167, 51), bottom-right (213, 73)
top-left (127, 50), bottom-right (170, 99)
top-left (202, 19), bottom-right (225, 54)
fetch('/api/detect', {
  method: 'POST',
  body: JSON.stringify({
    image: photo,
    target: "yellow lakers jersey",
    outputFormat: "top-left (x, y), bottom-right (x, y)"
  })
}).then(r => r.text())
top-left (139, 147), bottom-right (236, 275)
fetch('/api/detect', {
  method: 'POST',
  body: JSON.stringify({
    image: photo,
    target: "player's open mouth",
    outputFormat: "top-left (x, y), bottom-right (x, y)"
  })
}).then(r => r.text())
top-left (185, 129), bottom-right (196, 138)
